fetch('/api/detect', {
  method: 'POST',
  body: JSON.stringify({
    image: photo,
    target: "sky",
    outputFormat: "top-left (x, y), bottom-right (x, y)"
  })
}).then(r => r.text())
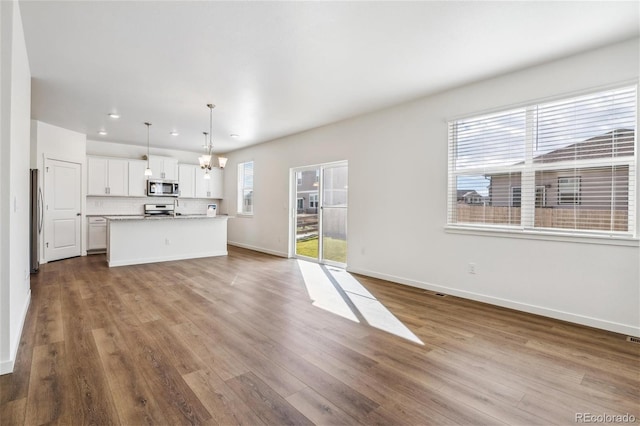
top-left (454, 86), bottom-right (636, 196)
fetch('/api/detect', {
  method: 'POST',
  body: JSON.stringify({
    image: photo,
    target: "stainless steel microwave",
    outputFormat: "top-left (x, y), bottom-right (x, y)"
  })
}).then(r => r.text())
top-left (147, 180), bottom-right (179, 197)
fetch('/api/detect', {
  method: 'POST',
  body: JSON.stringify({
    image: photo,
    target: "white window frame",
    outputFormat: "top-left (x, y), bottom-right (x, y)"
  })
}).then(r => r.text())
top-left (237, 161), bottom-right (254, 216)
top-left (447, 85), bottom-right (637, 243)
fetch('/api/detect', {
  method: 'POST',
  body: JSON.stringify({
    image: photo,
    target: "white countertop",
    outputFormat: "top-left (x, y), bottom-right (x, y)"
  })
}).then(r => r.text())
top-left (105, 214), bottom-right (230, 221)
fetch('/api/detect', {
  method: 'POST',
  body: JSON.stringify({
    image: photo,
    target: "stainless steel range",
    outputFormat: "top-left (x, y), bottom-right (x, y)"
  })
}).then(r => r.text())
top-left (144, 203), bottom-right (175, 216)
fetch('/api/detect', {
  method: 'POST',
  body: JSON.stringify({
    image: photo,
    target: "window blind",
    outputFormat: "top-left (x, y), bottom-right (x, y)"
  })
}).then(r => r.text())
top-left (448, 85), bottom-right (636, 236)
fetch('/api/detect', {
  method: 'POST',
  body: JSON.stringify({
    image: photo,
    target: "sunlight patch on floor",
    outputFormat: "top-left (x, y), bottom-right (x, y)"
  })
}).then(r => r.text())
top-left (328, 268), bottom-right (424, 345)
top-left (297, 260), bottom-right (423, 344)
top-left (297, 260), bottom-right (359, 322)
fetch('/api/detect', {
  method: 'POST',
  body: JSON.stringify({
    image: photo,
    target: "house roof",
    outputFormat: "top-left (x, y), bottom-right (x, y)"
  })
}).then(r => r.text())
top-left (533, 128), bottom-right (634, 164)
top-left (457, 190), bottom-right (481, 199)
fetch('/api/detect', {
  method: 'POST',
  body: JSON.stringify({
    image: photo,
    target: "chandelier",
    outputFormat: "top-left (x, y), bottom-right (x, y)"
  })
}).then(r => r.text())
top-left (199, 103), bottom-right (228, 179)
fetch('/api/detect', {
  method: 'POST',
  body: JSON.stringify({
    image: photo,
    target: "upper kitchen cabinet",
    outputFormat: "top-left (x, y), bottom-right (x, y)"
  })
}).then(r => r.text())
top-left (128, 160), bottom-right (148, 197)
top-left (195, 167), bottom-right (224, 199)
top-left (178, 164), bottom-right (196, 198)
top-left (87, 156), bottom-right (128, 196)
top-left (209, 167), bottom-right (224, 199)
top-left (149, 155), bottom-right (178, 180)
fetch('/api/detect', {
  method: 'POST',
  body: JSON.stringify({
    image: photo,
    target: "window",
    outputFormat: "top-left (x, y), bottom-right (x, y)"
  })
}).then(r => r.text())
top-left (558, 177), bottom-right (580, 205)
top-left (448, 86), bottom-right (636, 236)
top-left (511, 187), bottom-right (522, 208)
top-left (309, 193), bottom-right (318, 208)
top-left (297, 198), bottom-right (304, 213)
top-left (512, 186), bottom-right (546, 208)
top-left (237, 161), bottom-right (254, 215)
top-left (535, 186), bottom-right (546, 208)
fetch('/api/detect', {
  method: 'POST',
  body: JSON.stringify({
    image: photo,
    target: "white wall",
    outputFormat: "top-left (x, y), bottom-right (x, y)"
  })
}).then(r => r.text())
top-left (86, 139), bottom-right (203, 165)
top-left (0, 0), bottom-right (32, 375)
top-left (31, 120), bottom-right (87, 259)
top-left (223, 38), bottom-right (640, 336)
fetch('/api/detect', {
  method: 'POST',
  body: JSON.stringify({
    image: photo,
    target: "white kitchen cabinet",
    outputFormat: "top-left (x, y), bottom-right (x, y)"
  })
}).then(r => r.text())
top-left (178, 164), bottom-right (196, 198)
top-left (87, 156), bottom-right (128, 196)
top-left (209, 167), bottom-right (224, 199)
top-left (88, 216), bottom-right (107, 251)
top-left (149, 156), bottom-right (178, 180)
top-left (128, 160), bottom-right (148, 197)
top-left (195, 167), bottom-right (224, 199)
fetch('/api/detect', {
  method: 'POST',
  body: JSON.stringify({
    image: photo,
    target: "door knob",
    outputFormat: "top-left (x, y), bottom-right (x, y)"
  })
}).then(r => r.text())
top-left (76, 213), bottom-right (81, 216)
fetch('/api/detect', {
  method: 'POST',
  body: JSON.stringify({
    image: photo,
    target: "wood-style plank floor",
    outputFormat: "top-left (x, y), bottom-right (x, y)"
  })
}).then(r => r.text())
top-left (1, 246), bottom-right (638, 425)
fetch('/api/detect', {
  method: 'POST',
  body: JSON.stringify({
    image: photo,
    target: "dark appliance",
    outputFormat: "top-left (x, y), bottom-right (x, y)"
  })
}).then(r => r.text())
top-left (30, 169), bottom-right (43, 273)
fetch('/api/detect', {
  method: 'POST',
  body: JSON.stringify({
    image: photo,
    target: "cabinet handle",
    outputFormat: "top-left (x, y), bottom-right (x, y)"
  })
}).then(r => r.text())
top-left (105, 187), bottom-right (108, 194)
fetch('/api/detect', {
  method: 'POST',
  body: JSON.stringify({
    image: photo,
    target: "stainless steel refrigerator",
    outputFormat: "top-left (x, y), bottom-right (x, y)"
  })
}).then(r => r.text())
top-left (30, 169), bottom-right (43, 273)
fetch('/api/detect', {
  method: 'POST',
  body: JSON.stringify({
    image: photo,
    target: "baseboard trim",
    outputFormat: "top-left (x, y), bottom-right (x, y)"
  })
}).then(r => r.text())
top-left (0, 290), bottom-right (31, 375)
top-left (108, 251), bottom-right (228, 267)
top-left (227, 241), bottom-right (288, 258)
top-left (346, 266), bottom-right (640, 337)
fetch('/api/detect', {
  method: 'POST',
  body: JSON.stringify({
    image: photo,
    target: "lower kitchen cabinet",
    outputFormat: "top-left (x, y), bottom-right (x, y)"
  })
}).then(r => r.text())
top-left (88, 216), bottom-right (107, 252)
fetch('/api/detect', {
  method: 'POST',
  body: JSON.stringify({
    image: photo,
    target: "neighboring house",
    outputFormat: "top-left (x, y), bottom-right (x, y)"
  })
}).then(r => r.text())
top-left (457, 189), bottom-right (485, 205)
top-left (296, 170), bottom-right (320, 214)
top-left (487, 129), bottom-right (633, 210)
top-left (296, 168), bottom-right (348, 214)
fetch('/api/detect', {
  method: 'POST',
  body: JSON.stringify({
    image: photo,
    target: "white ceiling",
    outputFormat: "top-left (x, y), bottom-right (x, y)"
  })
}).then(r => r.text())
top-left (19, 1), bottom-right (639, 154)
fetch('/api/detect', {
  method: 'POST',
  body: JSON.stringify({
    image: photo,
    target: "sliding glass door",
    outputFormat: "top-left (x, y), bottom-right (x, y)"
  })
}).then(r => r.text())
top-left (292, 161), bottom-right (348, 267)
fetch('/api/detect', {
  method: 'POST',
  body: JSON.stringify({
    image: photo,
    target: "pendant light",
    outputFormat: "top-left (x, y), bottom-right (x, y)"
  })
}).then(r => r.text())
top-left (144, 122), bottom-right (153, 177)
top-left (202, 132), bottom-right (211, 180)
top-left (198, 103), bottom-right (227, 171)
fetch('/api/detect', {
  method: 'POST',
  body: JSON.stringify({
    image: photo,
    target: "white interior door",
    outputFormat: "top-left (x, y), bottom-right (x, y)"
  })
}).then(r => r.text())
top-left (44, 158), bottom-right (82, 262)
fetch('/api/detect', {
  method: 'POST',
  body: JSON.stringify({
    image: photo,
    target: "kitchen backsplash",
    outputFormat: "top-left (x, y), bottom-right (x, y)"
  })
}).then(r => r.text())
top-left (86, 197), bottom-right (220, 216)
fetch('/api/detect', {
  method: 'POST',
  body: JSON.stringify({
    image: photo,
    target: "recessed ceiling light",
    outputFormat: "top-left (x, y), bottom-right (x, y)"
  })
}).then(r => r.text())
top-left (108, 113), bottom-right (120, 119)
top-left (170, 131), bottom-right (179, 136)
top-left (230, 134), bottom-right (239, 138)
top-left (98, 130), bottom-right (107, 135)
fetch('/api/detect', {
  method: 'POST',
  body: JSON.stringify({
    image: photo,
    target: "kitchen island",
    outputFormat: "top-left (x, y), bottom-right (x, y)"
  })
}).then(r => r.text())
top-left (106, 215), bottom-right (229, 267)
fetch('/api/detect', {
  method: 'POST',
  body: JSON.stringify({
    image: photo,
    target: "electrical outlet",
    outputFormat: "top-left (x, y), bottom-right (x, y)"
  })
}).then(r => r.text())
top-left (165, 238), bottom-right (170, 245)
top-left (468, 263), bottom-right (476, 274)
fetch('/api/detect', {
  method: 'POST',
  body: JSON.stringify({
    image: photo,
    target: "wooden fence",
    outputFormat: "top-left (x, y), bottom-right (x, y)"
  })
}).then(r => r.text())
top-left (296, 210), bottom-right (347, 239)
top-left (456, 205), bottom-right (628, 231)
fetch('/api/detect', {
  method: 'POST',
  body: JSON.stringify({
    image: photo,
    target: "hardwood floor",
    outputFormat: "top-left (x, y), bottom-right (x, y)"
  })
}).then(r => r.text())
top-left (1, 246), bottom-right (638, 425)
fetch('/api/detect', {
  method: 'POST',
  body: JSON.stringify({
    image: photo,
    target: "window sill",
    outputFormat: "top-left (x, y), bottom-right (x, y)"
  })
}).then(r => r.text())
top-left (445, 225), bottom-right (639, 247)
top-left (235, 213), bottom-right (254, 218)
